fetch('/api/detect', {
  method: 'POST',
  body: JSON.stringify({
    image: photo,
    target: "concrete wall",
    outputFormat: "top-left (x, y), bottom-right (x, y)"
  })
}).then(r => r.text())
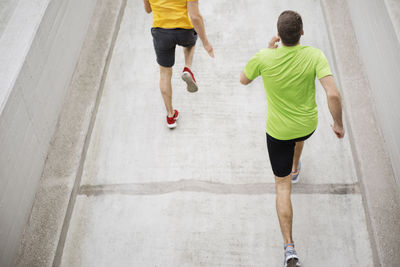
top-left (0, 0), bottom-right (20, 38)
top-left (346, 0), bottom-right (400, 186)
top-left (385, 0), bottom-right (400, 42)
top-left (0, 0), bottom-right (97, 266)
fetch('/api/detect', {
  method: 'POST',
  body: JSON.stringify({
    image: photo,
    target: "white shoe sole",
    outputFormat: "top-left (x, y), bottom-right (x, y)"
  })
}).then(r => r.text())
top-left (181, 72), bottom-right (198, 93)
top-left (167, 122), bottom-right (177, 129)
top-left (167, 113), bottom-right (179, 129)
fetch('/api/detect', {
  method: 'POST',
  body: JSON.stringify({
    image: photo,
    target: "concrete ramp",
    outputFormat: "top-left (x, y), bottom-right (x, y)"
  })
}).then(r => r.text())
top-left (56, 0), bottom-right (373, 266)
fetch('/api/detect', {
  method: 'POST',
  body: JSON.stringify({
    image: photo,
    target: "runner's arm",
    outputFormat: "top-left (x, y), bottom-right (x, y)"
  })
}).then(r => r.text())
top-left (240, 72), bottom-right (253, 85)
top-left (187, 1), bottom-right (214, 57)
top-left (143, 0), bottom-right (152, 13)
top-left (319, 75), bottom-right (345, 138)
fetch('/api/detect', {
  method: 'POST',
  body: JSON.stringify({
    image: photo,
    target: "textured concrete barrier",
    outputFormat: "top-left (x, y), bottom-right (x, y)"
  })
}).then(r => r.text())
top-left (346, 0), bottom-right (400, 187)
top-left (0, 0), bottom-right (97, 265)
top-left (321, 0), bottom-right (400, 265)
top-left (15, 0), bottom-right (126, 266)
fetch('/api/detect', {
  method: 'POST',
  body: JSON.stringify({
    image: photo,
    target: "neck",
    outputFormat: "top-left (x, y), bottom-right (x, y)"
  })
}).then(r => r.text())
top-left (282, 42), bottom-right (300, 47)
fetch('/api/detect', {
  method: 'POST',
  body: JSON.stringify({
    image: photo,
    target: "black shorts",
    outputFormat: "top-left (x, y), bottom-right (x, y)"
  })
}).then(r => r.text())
top-left (266, 131), bottom-right (315, 177)
top-left (151, 27), bottom-right (198, 67)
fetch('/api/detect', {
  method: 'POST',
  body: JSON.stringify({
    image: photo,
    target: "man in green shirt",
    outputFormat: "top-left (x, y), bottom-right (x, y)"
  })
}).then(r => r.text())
top-left (240, 10), bottom-right (344, 267)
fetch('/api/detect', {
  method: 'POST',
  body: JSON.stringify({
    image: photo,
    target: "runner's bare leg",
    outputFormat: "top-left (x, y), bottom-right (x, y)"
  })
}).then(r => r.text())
top-left (292, 141), bottom-right (304, 172)
top-left (275, 175), bottom-right (294, 245)
top-left (159, 66), bottom-right (174, 117)
top-left (184, 45), bottom-right (196, 68)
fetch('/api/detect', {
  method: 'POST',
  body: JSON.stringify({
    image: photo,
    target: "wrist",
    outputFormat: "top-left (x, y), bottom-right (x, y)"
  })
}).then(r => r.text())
top-left (334, 121), bottom-right (343, 128)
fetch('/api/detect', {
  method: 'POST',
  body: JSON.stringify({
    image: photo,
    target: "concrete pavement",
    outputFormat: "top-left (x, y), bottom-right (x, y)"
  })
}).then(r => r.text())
top-left (56, 0), bottom-right (374, 266)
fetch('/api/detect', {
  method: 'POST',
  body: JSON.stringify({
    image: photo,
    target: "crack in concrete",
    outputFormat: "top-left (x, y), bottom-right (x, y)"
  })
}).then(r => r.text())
top-left (78, 180), bottom-right (360, 196)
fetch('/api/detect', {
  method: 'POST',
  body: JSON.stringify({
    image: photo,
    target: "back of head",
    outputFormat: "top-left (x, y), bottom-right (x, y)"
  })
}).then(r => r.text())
top-left (277, 10), bottom-right (303, 46)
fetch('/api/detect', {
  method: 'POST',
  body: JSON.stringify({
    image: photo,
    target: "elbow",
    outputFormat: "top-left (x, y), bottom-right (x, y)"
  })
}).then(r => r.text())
top-left (240, 78), bottom-right (248, 85)
top-left (190, 15), bottom-right (202, 24)
top-left (327, 91), bottom-right (341, 101)
top-left (144, 4), bottom-right (152, 13)
top-left (240, 72), bottom-right (251, 85)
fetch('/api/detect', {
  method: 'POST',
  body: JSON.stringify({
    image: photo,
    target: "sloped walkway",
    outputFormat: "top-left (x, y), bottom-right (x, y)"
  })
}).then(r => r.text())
top-left (58, 0), bottom-right (373, 266)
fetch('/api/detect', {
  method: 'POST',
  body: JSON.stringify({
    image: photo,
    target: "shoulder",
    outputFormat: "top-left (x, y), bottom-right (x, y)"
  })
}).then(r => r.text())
top-left (298, 46), bottom-right (321, 54)
top-left (253, 48), bottom-right (275, 60)
top-left (299, 46), bottom-right (328, 60)
top-left (306, 46), bottom-right (328, 56)
top-left (247, 49), bottom-right (271, 67)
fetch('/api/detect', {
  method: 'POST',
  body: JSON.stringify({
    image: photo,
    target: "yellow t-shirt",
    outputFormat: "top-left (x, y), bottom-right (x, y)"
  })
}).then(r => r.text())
top-left (149, 0), bottom-right (196, 29)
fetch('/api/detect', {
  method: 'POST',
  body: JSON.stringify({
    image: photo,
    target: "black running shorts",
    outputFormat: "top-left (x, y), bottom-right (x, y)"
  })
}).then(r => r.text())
top-left (266, 131), bottom-right (315, 177)
top-left (151, 28), bottom-right (198, 67)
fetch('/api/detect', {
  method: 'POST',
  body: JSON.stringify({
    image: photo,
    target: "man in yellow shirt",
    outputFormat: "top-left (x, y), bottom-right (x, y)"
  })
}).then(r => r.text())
top-left (143, 0), bottom-right (214, 128)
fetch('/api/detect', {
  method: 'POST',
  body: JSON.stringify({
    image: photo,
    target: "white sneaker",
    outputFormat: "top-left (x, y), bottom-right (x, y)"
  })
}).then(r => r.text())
top-left (284, 245), bottom-right (300, 267)
top-left (291, 161), bottom-right (301, 184)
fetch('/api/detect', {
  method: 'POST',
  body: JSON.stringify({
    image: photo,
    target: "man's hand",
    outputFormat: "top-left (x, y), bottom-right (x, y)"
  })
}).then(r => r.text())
top-left (203, 41), bottom-right (214, 58)
top-left (331, 122), bottom-right (345, 139)
top-left (268, 36), bottom-right (280, 49)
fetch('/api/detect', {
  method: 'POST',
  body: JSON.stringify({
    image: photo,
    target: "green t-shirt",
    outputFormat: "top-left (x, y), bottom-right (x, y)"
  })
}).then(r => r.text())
top-left (244, 45), bottom-right (332, 140)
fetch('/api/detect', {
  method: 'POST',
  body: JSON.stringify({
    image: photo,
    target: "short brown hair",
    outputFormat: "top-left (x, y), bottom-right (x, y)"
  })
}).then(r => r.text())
top-left (277, 10), bottom-right (303, 46)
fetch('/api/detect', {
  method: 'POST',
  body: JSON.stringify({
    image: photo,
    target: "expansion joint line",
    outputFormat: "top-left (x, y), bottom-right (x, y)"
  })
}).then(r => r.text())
top-left (79, 180), bottom-right (360, 196)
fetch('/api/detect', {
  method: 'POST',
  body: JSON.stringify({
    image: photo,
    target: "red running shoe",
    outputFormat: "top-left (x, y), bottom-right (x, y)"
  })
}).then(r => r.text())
top-left (181, 67), bottom-right (199, 93)
top-left (166, 109), bottom-right (179, 129)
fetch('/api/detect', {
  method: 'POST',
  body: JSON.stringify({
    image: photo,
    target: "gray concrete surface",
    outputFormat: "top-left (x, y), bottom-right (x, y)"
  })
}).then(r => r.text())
top-left (16, 0), bottom-right (126, 266)
top-left (0, 0), bottom-right (97, 265)
top-left (15, 0), bottom-right (400, 266)
top-left (346, 0), bottom-right (400, 187)
top-left (385, 0), bottom-right (400, 42)
top-left (321, 0), bottom-right (400, 265)
top-left (62, 194), bottom-right (370, 266)
top-left (56, 0), bottom-right (375, 266)
top-left (0, 0), bottom-right (19, 38)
